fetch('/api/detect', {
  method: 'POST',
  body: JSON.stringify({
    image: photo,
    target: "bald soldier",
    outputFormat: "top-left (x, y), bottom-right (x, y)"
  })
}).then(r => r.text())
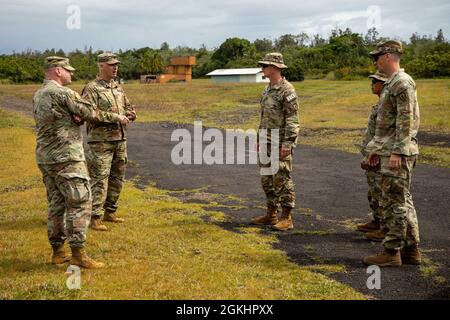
top-left (251, 53), bottom-right (300, 231)
top-left (82, 53), bottom-right (136, 231)
top-left (357, 71), bottom-right (388, 242)
top-left (364, 40), bottom-right (421, 267)
top-left (33, 56), bottom-right (129, 269)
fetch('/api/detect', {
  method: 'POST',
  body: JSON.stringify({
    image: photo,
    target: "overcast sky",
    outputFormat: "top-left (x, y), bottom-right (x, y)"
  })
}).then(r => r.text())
top-left (1, 0), bottom-right (449, 53)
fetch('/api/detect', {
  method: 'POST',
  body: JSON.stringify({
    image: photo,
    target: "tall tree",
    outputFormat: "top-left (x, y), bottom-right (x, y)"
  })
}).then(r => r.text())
top-left (254, 38), bottom-right (273, 53)
top-left (212, 37), bottom-right (254, 68)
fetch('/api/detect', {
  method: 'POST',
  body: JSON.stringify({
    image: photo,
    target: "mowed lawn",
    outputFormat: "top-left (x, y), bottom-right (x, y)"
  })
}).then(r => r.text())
top-left (0, 108), bottom-right (364, 299)
top-left (1, 78), bottom-right (449, 167)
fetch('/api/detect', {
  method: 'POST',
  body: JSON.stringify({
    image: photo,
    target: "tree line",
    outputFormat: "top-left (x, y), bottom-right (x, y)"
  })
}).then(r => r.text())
top-left (0, 28), bottom-right (448, 83)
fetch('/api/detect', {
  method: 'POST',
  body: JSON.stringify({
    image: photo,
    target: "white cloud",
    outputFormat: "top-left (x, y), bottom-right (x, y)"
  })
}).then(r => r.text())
top-left (0, 0), bottom-right (448, 53)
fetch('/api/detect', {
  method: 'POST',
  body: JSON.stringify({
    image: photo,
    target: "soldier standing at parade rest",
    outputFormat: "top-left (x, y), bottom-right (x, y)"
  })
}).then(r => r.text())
top-left (251, 53), bottom-right (300, 231)
top-left (363, 40), bottom-right (422, 267)
top-left (357, 71), bottom-right (388, 242)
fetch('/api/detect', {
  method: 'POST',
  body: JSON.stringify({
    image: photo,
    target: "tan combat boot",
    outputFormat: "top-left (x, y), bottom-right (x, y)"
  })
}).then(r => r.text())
top-left (51, 244), bottom-right (71, 265)
top-left (401, 244), bottom-right (422, 265)
top-left (90, 216), bottom-right (108, 231)
top-left (103, 211), bottom-right (125, 223)
top-left (272, 207), bottom-right (294, 231)
top-left (356, 220), bottom-right (380, 232)
top-left (251, 205), bottom-right (278, 226)
top-left (363, 249), bottom-right (402, 267)
top-left (364, 229), bottom-right (386, 242)
top-left (70, 247), bottom-right (105, 269)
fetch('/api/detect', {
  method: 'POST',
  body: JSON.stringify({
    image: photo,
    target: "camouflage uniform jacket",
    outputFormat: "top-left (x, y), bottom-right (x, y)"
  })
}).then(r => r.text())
top-left (259, 78), bottom-right (300, 148)
top-left (82, 78), bottom-right (136, 143)
top-left (361, 104), bottom-right (379, 157)
top-left (33, 80), bottom-right (121, 164)
top-left (366, 69), bottom-right (420, 156)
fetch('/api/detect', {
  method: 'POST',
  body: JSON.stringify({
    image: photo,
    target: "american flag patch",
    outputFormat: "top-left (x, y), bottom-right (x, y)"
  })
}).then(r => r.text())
top-left (286, 93), bottom-right (296, 102)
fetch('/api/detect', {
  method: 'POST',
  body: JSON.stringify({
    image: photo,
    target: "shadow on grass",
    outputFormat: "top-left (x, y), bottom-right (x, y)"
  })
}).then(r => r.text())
top-left (0, 216), bottom-right (45, 231)
top-left (0, 257), bottom-right (54, 273)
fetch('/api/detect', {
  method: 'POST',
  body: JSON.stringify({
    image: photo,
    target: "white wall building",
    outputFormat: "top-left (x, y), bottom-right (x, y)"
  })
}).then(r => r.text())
top-left (206, 68), bottom-right (269, 83)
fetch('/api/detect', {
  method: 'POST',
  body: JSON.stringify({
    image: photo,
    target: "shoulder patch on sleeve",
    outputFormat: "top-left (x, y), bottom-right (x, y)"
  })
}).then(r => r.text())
top-left (398, 91), bottom-right (408, 102)
top-left (62, 87), bottom-right (75, 99)
top-left (82, 83), bottom-right (94, 94)
top-left (390, 78), bottom-right (412, 97)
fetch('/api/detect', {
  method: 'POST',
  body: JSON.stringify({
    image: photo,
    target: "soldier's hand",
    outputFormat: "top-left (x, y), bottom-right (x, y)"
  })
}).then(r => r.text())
top-left (280, 145), bottom-right (291, 158)
top-left (72, 115), bottom-right (84, 126)
top-left (389, 153), bottom-right (402, 169)
top-left (126, 111), bottom-right (137, 121)
top-left (368, 154), bottom-right (380, 167)
top-left (360, 161), bottom-right (369, 170)
top-left (118, 115), bottom-right (130, 125)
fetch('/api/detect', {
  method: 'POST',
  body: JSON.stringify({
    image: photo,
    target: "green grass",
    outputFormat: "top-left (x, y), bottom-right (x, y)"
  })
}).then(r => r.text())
top-left (291, 229), bottom-right (336, 236)
top-left (0, 107), bottom-right (365, 300)
top-left (0, 78), bottom-right (448, 167)
top-left (418, 249), bottom-right (448, 286)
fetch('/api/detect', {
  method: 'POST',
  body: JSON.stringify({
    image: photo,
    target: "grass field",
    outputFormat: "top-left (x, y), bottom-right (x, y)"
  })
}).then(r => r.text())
top-left (0, 78), bottom-right (448, 167)
top-left (0, 107), bottom-right (365, 299)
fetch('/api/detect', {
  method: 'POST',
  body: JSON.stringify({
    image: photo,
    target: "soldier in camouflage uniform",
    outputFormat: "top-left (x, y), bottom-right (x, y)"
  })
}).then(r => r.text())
top-left (82, 53), bottom-right (136, 231)
top-left (356, 71), bottom-right (388, 242)
top-left (33, 56), bottom-right (129, 268)
top-left (251, 53), bottom-right (300, 231)
top-left (363, 41), bottom-right (421, 267)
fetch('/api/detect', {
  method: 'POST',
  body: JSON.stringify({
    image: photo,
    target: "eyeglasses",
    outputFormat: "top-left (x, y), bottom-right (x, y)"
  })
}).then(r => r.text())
top-left (261, 64), bottom-right (270, 69)
top-left (372, 79), bottom-right (382, 85)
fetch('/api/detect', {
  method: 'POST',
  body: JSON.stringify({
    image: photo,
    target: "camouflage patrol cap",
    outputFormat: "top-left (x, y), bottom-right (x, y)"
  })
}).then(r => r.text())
top-left (369, 40), bottom-right (403, 57)
top-left (258, 52), bottom-right (288, 69)
top-left (368, 71), bottom-right (388, 82)
top-left (44, 56), bottom-right (75, 71)
top-left (98, 52), bottom-right (121, 64)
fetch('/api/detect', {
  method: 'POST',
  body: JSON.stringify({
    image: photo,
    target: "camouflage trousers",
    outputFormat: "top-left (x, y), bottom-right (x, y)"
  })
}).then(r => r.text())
top-left (380, 155), bottom-right (420, 250)
top-left (259, 145), bottom-right (295, 208)
top-left (38, 161), bottom-right (91, 248)
top-left (366, 167), bottom-right (383, 225)
top-left (86, 140), bottom-right (127, 218)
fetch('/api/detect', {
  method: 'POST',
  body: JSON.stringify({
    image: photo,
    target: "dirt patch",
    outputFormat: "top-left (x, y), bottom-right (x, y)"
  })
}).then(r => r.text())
top-left (417, 131), bottom-right (450, 148)
top-left (203, 106), bottom-right (258, 126)
top-left (0, 93), bottom-right (33, 115)
top-left (301, 127), bottom-right (450, 148)
top-left (239, 98), bottom-right (259, 105)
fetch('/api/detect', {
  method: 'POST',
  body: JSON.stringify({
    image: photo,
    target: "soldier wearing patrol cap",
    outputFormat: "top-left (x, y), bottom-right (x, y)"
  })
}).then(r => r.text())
top-left (251, 53), bottom-right (300, 231)
top-left (364, 40), bottom-right (422, 266)
top-left (33, 56), bottom-right (129, 269)
top-left (357, 71), bottom-right (388, 241)
top-left (82, 52), bottom-right (137, 231)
